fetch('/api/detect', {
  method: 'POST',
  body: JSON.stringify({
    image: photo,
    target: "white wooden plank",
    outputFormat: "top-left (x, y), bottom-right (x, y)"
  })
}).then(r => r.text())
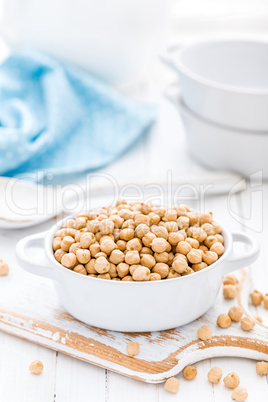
top-left (108, 371), bottom-right (158, 402)
top-left (0, 332), bottom-right (56, 402)
top-left (54, 354), bottom-right (106, 402)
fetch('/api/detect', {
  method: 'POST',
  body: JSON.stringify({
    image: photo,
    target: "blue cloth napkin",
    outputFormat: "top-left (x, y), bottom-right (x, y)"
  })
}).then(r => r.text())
top-left (0, 50), bottom-right (156, 180)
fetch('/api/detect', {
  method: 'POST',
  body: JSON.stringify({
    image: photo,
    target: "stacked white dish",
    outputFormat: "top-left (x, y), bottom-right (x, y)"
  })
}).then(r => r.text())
top-left (163, 40), bottom-right (268, 178)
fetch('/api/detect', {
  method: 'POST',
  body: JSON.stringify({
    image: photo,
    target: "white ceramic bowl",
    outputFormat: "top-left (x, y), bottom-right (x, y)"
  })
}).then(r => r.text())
top-left (16, 217), bottom-right (259, 332)
top-left (163, 40), bottom-right (268, 131)
top-left (178, 97), bottom-right (268, 178)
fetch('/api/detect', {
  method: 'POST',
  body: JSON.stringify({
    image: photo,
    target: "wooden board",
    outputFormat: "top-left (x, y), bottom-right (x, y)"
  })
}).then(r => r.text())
top-left (0, 265), bottom-right (267, 384)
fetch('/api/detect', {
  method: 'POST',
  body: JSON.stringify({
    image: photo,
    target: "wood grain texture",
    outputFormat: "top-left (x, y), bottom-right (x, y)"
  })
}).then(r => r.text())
top-left (0, 266), bottom-right (267, 384)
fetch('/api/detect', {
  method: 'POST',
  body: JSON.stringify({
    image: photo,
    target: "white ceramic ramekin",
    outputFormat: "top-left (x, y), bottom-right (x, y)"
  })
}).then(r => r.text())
top-left (162, 40), bottom-right (268, 131)
top-left (178, 97), bottom-right (268, 178)
top-left (16, 218), bottom-right (259, 332)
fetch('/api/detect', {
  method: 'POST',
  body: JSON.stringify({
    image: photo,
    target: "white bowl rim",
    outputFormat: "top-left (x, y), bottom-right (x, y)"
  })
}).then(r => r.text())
top-left (45, 214), bottom-right (232, 285)
top-left (178, 96), bottom-right (268, 136)
top-left (176, 38), bottom-right (268, 96)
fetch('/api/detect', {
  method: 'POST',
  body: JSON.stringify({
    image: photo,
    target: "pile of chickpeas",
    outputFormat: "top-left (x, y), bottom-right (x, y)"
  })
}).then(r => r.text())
top-left (52, 200), bottom-right (225, 281)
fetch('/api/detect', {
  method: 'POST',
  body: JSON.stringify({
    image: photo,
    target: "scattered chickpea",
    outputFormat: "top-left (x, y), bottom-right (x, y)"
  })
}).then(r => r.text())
top-left (207, 367), bottom-right (222, 384)
top-left (264, 294), bottom-right (268, 309)
top-left (0, 260), bottom-right (9, 276)
top-left (164, 377), bottom-right (180, 394)
top-left (254, 315), bottom-right (263, 323)
top-left (232, 387), bottom-right (248, 401)
top-left (256, 361), bottom-right (268, 376)
top-left (217, 314), bottom-right (231, 328)
top-left (250, 290), bottom-right (263, 306)
top-left (228, 306), bottom-right (243, 322)
top-left (223, 275), bottom-right (238, 286)
top-left (29, 360), bottom-right (43, 375)
top-left (241, 316), bottom-right (255, 331)
top-left (197, 325), bottom-right (212, 341)
top-left (183, 366), bottom-right (197, 380)
top-left (126, 342), bottom-right (140, 357)
top-left (223, 284), bottom-right (237, 299)
top-left (223, 372), bottom-right (240, 389)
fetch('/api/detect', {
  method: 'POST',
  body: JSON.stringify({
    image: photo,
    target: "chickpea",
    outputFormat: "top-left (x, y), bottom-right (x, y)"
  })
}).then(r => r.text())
top-left (172, 256), bottom-right (188, 274)
top-left (203, 251), bottom-right (218, 265)
top-left (182, 266), bottom-right (194, 276)
top-left (109, 214), bottom-right (124, 228)
top-left (120, 228), bottom-right (135, 241)
top-left (64, 228), bottom-right (76, 238)
top-left (125, 250), bottom-right (140, 265)
top-left (109, 263), bottom-right (118, 278)
top-left (207, 367), bottom-right (222, 384)
top-left (198, 212), bottom-right (212, 225)
top-left (224, 372), bottom-right (240, 389)
top-left (212, 221), bottom-right (222, 234)
top-left (61, 253), bottom-right (77, 269)
top-left (129, 264), bottom-right (141, 275)
top-left (192, 262), bottom-right (207, 272)
top-left (154, 252), bottom-right (169, 263)
top-left (215, 234), bottom-right (224, 244)
top-left (85, 259), bottom-right (97, 274)
top-left (100, 238), bottom-right (116, 255)
top-left (95, 252), bottom-right (107, 259)
top-left (210, 242), bottom-right (225, 256)
top-left (118, 208), bottom-right (133, 221)
top-left (69, 242), bottom-right (82, 254)
top-left (94, 256), bottom-right (110, 274)
top-left (29, 360), bottom-right (43, 375)
top-left (223, 274), bottom-right (238, 286)
top-left (53, 237), bottom-right (62, 251)
top-left (151, 238), bottom-right (168, 253)
top-left (204, 235), bottom-right (218, 248)
top-left (74, 217), bottom-right (87, 230)
top-left (256, 361), bottom-right (268, 376)
top-left (127, 238), bottom-right (142, 252)
top-left (223, 284), bottom-right (237, 299)
top-left (199, 245), bottom-right (208, 252)
top-left (164, 209), bottom-right (177, 222)
top-left (99, 219), bottom-right (114, 235)
top-left (185, 237), bottom-right (199, 249)
top-left (151, 225), bottom-right (168, 240)
top-left (183, 366), bottom-right (197, 380)
top-left (241, 316), bottom-right (255, 331)
top-left (228, 306), bottom-right (243, 322)
top-left (163, 221), bottom-right (178, 233)
top-left (167, 252), bottom-right (175, 266)
top-left (89, 243), bottom-right (101, 257)
top-left (152, 263), bottom-right (169, 279)
top-left (197, 325), bottom-right (212, 341)
top-left (140, 254), bottom-right (156, 269)
top-left (254, 315), bottom-right (263, 323)
top-left (88, 211), bottom-right (99, 220)
top-left (73, 265), bottom-right (87, 275)
top-left (176, 241), bottom-right (192, 255)
top-left (191, 227), bottom-right (207, 243)
top-left (126, 341), bottom-right (140, 357)
top-left (116, 198), bottom-right (127, 206)
top-left (187, 249), bottom-right (203, 264)
top-left (250, 290), bottom-right (263, 306)
top-left (0, 259), bottom-right (9, 276)
top-left (98, 273), bottom-right (111, 280)
top-left (264, 294), bottom-right (268, 309)
top-left (109, 249), bottom-right (125, 265)
top-left (148, 212), bottom-right (161, 225)
top-left (201, 223), bottom-right (215, 236)
top-left (121, 275), bottom-right (133, 281)
top-left (76, 249), bottom-right (91, 264)
top-left (149, 273), bottom-right (161, 281)
top-left (140, 247), bottom-right (153, 255)
top-left (61, 236), bottom-right (75, 252)
top-left (164, 377), bottom-right (180, 394)
top-left (168, 232), bottom-right (184, 246)
top-left (80, 233), bottom-right (95, 249)
top-left (122, 219), bottom-right (135, 230)
top-left (231, 387), bottom-right (248, 401)
top-left (54, 249), bottom-right (67, 263)
top-left (55, 228), bottom-right (67, 239)
top-left (116, 240), bottom-right (127, 251)
top-left (86, 220), bottom-right (100, 233)
top-left (135, 224), bottom-right (150, 239)
top-left (167, 269), bottom-right (181, 279)
top-left (132, 266), bottom-right (150, 281)
top-left (217, 313), bottom-right (231, 328)
top-left (177, 216), bottom-right (190, 230)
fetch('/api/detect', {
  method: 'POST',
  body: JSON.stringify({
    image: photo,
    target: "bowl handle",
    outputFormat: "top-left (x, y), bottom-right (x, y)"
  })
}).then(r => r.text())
top-left (16, 231), bottom-right (56, 279)
top-left (224, 232), bottom-right (260, 274)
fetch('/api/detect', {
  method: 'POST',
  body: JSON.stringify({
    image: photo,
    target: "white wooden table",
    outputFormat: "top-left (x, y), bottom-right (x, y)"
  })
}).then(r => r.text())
top-left (1, 97), bottom-right (268, 401)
